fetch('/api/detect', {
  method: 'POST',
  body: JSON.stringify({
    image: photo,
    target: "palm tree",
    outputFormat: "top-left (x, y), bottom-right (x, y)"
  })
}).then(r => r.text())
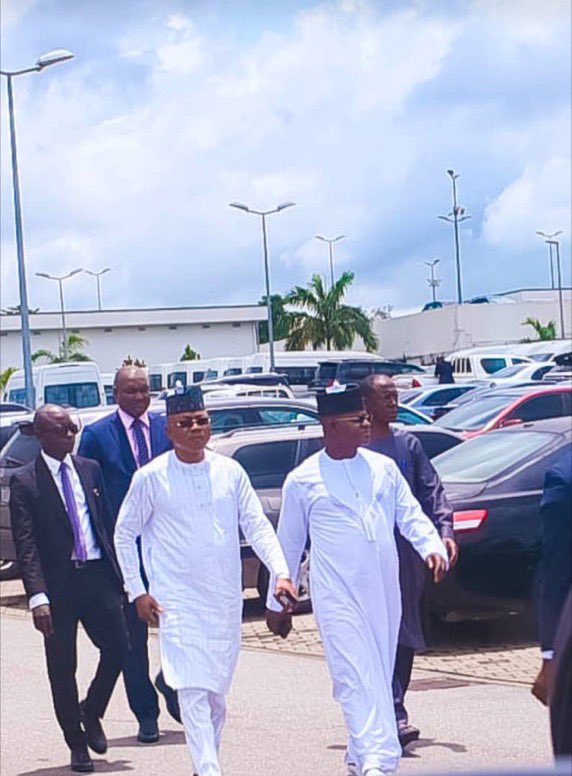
top-left (258, 294), bottom-right (292, 344)
top-left (522, 317), bottom-right (557, 341)
top-left (32, 333), bottom-right (92, 364)
top-left (0, 367), bottom-right (17, 393)
top-left (285, 272), bottom-right (378, 352)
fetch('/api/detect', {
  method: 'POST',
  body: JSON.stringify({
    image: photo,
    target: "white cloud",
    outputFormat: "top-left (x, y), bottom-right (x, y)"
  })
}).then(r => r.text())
top-left (482, 157), bottom-right (571, 250)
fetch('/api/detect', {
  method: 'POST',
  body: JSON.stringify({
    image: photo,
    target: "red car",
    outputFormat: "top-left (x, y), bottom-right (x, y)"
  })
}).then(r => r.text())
top-left (434, 383), bottom-right (572, 439)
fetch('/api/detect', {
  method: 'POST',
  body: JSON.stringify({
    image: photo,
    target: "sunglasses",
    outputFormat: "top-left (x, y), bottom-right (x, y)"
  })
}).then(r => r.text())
top-left (173, 417), bottom-right (210, 429)
top-left (337, 412), bottom-right (372, 426)
top-left (46, 422), bottom-right (80, 437)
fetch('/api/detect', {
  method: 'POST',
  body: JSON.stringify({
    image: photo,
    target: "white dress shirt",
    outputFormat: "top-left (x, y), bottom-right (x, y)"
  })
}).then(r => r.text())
top-left (29, 452), bottom-right (101, 610)
top-left (117, 407), bottom-right (151, 467)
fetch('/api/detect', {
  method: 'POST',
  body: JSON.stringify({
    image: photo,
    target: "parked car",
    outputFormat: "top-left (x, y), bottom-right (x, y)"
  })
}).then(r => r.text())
top-left (447, 350), bottom-right (532, 383)
top-left (484, 361), bottom-right (557, 387)
top-left (434, 384), bottom-right (572, 439)
top-left (426, 418), bottom-right (571, 620)
top-left (0, 402), bottom-right (31, 414)
top-left (310, 360), bottom-right (434, 391)
top-left (400, 384), bottom-right (481, 420)
top-left (0, 410), bottom-right (34, 452)
top-left (542, 351), bottom-right (572, 383)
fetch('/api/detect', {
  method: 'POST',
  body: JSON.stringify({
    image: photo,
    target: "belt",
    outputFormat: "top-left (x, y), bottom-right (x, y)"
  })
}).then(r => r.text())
top-left (71, 558), bottom-right (104, 570)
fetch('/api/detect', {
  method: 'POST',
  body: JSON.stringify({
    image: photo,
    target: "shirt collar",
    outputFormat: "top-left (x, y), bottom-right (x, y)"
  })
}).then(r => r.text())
top-left (41, 450), bottom-right (73, 475)
top-left (117, 407), bottom-right (150, 431)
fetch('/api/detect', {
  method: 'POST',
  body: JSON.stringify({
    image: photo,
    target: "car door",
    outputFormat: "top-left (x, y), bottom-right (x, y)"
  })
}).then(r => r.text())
top-left (505, 393), bottom-right (568, 424)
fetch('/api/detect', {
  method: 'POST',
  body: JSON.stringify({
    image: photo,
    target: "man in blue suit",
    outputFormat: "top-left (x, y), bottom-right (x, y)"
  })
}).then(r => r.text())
top-left (532, 442), bottom-right (572, 717)
top-left (78, 366), bottom-right (179, 743)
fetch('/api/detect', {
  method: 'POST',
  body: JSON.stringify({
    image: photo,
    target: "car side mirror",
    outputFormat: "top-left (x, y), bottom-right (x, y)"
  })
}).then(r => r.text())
top-left (499, 417), bottom-right (523, 428)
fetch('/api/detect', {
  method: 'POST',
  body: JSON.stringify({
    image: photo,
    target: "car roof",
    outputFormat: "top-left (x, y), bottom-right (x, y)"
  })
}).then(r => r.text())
top-left (210, 422), bottom-right (323, 450)
top-left (482, 416), bottom-right (572, 435)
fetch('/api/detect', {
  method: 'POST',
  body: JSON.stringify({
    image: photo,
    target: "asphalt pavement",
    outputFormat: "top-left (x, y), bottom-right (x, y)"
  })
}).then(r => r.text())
top-left (0, 603), bottom-right (556, 776)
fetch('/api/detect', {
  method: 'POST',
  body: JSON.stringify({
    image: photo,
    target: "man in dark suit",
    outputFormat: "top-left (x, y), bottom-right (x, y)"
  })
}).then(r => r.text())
top-left (532, 444), bottom-right (572, 725)
top-left (10, 405), bottom-right (129, 773)
top-left (78, 365), bottom-right (178, 743)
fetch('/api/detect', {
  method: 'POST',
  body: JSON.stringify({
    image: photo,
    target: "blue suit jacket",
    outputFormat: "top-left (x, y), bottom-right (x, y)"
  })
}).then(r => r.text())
top-left (539, 444), bottom-right (572, 653)
top-left (78, 410), bottom-right (172, 524)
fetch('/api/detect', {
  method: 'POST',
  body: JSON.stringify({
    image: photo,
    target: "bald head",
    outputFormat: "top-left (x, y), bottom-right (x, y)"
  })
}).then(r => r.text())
top-left (359, 374), bottom-right (398, 425)
top-left (113, 366), bottom-right (150, 418)
top-left (33, 405), bottom-right (77, 460)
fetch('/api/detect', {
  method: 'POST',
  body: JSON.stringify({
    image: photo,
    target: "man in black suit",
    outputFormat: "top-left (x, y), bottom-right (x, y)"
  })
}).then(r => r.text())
top-left (78, 366), bottom-right (178, 742)
top-left (10, 405), bottom-right (129, 773)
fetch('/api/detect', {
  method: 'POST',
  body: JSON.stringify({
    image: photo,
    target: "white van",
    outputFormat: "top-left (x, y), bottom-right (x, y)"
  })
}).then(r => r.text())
top-left (447, 349), bottom-right (532, 383)
top-left (4, 362), bottom-right (106, 409)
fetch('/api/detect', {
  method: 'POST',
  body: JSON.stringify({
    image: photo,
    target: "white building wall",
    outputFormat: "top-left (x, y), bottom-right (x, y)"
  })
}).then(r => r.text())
top-left (0, 307), bottom-right (263, 372)
top-left (374, 294), bottom-right (572, 362)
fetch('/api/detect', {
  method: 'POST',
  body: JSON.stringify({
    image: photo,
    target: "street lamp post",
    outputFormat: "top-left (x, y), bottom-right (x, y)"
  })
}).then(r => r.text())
top-left (84, 268), bottom-right (111, 310)
top-left (536, 230), bottom-right (562, 290)
top-left (229, 201), bottom-right (296, 372)
top-left (36, 269), bottom-right (83, 359)
top-left (438, 169), bottom-right (471, 305)
top-left (1, 49), bottom-right (74, 407)
top-left (424, 258), bottom-right (441, 304)
top-left (315, 234), bottom-right (345, 289)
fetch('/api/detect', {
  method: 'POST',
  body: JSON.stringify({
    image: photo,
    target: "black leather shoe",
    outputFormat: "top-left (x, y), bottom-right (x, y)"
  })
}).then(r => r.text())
top-left (155, 672), bottom-right (182, 724)
top-left (80, 701), bottom-right (107, 755)
top-left (70, 744), bottom-right (94, 773)
top-left (137, 718), bottom-right (159, 744)
top-left (398, 723), bottom-right (420, 749)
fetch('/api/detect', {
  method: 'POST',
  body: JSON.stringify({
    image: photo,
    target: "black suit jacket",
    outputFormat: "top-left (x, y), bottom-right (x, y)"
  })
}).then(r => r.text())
top-left (9, 454), bottom-right (123, 601)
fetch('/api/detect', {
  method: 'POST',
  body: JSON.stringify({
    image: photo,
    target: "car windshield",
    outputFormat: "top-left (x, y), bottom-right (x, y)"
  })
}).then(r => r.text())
top-left (434, 394), bottom-right (515, 430)
top-left (434, 430), bottom-right (555, 482)
top-left (491, 365), bottom-right (525, 379)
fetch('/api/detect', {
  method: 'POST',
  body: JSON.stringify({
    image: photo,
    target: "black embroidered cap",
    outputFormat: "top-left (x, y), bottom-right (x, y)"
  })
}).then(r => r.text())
top-left (316, 384), bottom-right (363, 417)
top-left (165, 386), bottom-right (205, 415)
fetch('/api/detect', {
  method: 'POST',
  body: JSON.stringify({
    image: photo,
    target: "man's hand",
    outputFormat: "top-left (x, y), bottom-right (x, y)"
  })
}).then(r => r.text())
top-left (135, 594), bottom-right (163, 627)
top-left (274, 577), bottom-right (298, 612)
top-left (32, 604), bottom-right (54, 637)
top-left (266, 609), bottom-right (292, 640)
top-left (532, 660), bottom-right (554, 706)
top-left (443, 537), bottom-right (459, 568)
top-left (426, 553), bottom-right (447, 584)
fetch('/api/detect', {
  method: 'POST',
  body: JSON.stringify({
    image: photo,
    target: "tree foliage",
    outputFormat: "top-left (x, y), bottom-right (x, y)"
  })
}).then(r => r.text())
top-left (180, 344), bottom-right (201, 361)
top-left (257, 294), bottom-right (292, 344)
top-left (32, 333), bottom-right (92, 364)
top-left (284, 272), bottom-right (378, 352)
top-left (522, 317), bottom-right (557, 341)
top-left (122, 355), bottom-right (147, 367)
top-left (0, 367), bottom-right (17, 393)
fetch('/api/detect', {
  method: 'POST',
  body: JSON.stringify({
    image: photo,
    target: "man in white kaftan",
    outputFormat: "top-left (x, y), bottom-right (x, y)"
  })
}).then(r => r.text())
top-left (267, 385), bottom-right (448, 776)
top-left (115, 387), bottom-right (295, 776)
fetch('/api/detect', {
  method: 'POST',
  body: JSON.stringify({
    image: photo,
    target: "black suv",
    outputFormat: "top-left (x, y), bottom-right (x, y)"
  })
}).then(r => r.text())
top-left (310, 359), bottom-right (429, 391)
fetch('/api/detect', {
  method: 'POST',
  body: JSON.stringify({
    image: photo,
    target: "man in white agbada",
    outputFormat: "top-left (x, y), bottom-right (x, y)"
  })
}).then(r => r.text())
top-left (266, 385), bottom-right (448, 776)
top-left (114, 386), bottom-right (296, 776)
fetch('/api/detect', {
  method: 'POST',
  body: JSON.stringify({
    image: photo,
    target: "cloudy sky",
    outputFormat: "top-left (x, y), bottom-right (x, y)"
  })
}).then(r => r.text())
top-left (1, 0), bottom-right (570, 317)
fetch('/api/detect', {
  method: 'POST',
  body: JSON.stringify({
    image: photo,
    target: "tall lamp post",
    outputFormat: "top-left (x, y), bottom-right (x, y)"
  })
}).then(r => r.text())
top-left (315, 234), bottom-right (345, 288)
top-left (438, 169), bottom-right (471, 305)
top-left (84, 268), bottom-right (111, 310)
top-left (536, 231), bottom-right (566, 338)
top-left (1, 49), bottom-right (74, 407)
top-left (229, 201), bottom-right (296, 372)
top-left (536, 230), bottom-right (562, 290)
top-left (36, 269), bottom-right (83, 360)
top-left (424, 258), bottom-right (441, 304)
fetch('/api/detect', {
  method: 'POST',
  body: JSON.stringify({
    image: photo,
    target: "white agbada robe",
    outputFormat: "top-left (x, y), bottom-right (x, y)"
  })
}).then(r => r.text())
top-left (267, 447), bottom-right (448, 775)
top-left (115, 449), bottom-right (289, 693)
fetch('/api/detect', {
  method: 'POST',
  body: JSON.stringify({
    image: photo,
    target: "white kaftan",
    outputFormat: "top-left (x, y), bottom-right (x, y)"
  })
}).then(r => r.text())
top-left (115, 450), bottom-right (289, 694)
top-left (267, 448), bottom-right (447, 775)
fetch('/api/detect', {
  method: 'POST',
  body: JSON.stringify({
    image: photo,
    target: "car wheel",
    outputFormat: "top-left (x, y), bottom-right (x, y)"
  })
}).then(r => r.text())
top-left (0, 559), bottom-right (19, 581)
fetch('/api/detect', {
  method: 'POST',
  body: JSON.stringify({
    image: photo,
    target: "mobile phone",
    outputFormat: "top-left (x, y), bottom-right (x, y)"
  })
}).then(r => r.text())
top-left (274, 590), bottom-right (297, 609)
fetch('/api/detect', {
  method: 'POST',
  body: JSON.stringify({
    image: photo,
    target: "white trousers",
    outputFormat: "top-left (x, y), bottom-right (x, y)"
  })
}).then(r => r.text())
top-left (179, 687), bottom-right (227, 776)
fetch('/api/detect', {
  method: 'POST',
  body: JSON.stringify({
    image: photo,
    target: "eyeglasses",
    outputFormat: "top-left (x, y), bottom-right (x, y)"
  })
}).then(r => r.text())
top-left (46, 422), bottom-right (79, 437)
top-left (337, 412), bottom-right (371, 426)
top-left (174, 417), bottom-right (210, 429)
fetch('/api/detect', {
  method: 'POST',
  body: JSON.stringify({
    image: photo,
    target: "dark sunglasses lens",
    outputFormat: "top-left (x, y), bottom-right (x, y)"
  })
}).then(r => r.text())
top-left (196, 417), bottom-right (210, 426)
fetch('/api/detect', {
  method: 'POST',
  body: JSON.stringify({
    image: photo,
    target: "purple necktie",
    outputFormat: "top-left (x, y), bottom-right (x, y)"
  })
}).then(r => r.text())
top-left (132, 418), bottom-right (150, 467)
top-left (59, 461), bottom-right (87, 562)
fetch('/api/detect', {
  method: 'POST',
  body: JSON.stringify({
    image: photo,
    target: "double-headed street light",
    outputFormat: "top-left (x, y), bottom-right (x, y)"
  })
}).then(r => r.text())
top-left (36, 269), bottom-right (83, 360)
top-left (438, 169), bottom-right (471, 305)
top-left (424, 258), bottom-right (441, 304)
top-left (229, 201), bottom-right (296, 372)
top-left (315, 234), bottom-right (345, 289)
top-left (536, 231), bottom-right (565, 338)
top-left (85, 268), bottom-right (111, 311)
top-left (1, 49), bottom-right (74, 407)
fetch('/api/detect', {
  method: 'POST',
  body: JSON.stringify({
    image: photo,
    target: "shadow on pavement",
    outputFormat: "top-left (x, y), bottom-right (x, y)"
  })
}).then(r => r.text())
top-left (18, 760), bottom-right (133, 775)
top-left (108, 730), bottom-right (186, 748)
top-left (403, 737), bottom-right (468, 758)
